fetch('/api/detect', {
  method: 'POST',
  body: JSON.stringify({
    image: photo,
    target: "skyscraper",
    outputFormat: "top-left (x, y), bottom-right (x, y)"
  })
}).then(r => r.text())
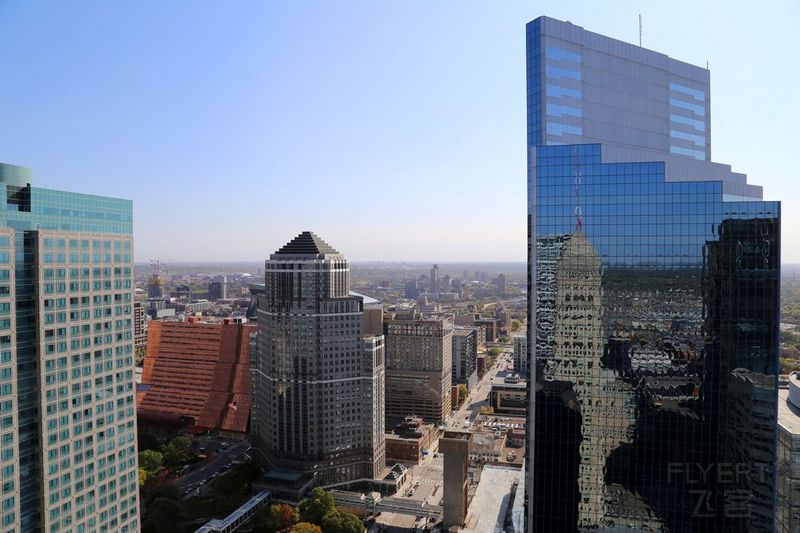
top-left (207, 275), bottom-right (227, 301)
top-left (526, 17), bottom-right (780, 532)
top-left (0, 163), bottom-right (139, 532)
top-left (251, 231), bottom-right (385, 486)
top-left (430, 264), bottom-right (440, 293)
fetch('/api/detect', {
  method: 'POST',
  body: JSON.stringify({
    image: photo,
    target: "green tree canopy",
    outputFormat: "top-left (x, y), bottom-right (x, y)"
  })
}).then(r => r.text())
top-left (321, 510), bottom-right (363, 533)
top-left (298, 487), bottom-right (335, 524)
top-left (139, 449), bottom-right (163, 474)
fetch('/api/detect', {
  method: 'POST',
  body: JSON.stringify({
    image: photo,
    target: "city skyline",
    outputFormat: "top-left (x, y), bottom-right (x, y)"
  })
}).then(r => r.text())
top-left (0, 1), bottom-right (797, 262)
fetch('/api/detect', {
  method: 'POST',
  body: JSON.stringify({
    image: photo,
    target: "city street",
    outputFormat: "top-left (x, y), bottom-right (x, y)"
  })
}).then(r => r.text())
top-left (176, 440), bottom-right (250, 497)
top-left (449, 348), bottom-right (512, 430)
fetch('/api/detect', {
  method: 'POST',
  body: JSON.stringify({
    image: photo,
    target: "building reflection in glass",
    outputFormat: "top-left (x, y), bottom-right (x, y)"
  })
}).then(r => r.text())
top-left (531, 144), bottom-right (779, 532)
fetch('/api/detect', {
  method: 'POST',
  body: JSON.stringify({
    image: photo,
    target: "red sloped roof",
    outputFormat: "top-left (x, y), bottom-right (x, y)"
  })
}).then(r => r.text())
top-left (137, 320), bottom-right (256, 433)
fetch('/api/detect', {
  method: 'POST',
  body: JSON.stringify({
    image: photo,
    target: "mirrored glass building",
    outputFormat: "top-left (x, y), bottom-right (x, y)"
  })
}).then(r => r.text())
top-left (525, 17), bottom-right (780, 532)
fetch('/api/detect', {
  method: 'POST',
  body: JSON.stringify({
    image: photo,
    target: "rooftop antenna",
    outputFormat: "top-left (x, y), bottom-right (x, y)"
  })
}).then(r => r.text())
top-left (639, 14), bottom-right (642, 47)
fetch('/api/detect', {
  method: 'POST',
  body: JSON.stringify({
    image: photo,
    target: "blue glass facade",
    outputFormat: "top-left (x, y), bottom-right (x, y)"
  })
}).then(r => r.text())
top-left (0, 163), bottom-right (138, 533)
top-left (525, 17), bottom-right (780, 533)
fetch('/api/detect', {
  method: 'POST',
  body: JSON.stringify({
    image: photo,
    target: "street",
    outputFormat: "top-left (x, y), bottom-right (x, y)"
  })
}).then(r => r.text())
top-left (449, 348), bottom-right (512, 429)
top-left (175, 440), bottom-right (250, 497)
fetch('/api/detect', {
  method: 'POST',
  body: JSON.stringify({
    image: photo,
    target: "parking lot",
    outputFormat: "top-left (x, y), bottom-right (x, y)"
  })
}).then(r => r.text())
top-left (400, 454), bottom-right (444, 507)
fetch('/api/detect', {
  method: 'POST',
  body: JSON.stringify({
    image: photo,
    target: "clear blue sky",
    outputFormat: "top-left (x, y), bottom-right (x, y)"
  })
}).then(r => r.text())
top-left (1, 0), bottom-right (797, 262)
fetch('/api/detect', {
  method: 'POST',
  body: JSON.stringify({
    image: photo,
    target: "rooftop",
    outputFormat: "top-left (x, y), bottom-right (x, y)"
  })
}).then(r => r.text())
top-left (462, 465), bottom-right (520, 533)
top-left (273, 231), bottom-right (340, 257)
top-left (778, 388), bottom-right (800, 436)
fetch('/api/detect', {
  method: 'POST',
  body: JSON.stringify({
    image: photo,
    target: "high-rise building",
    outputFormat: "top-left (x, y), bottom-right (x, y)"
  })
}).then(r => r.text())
top-left (134, 301), bottom-right (148, 350)
top-left (0, 162), bottom-right (139, 532)
top-left (452, 326), bottom-right (479, 391)
top-left (512, 334), bottom-right (527, 375)
top-left (384, 312), bottom-right (453, 427)
top-left (526, 17), bottom-right (780, 532)
top-left (251, 232), bottom-right (385, 486)
top-left (208, 275), bottom-right (227, 300)
top-left (430, 264), bottom-right (440, 293)
top-left (496, 273), bottom-right (506, 295)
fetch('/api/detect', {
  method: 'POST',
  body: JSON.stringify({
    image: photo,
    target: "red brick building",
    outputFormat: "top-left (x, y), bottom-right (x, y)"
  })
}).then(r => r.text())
top-left (137, 317), bottom-right (255, 435)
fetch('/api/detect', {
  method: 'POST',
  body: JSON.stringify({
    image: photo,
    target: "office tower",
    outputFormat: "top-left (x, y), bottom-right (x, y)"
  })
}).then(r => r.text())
top-left (137, 317), bottom-right (255, 435)
top-left (526, 17), bottom-right (780, 532)
top-left (430, 264), bottom-right (440, 293)
top-left (251, 231), bottom-right (385, 485)
top-left (496, 273), bottom-right (506, 295)
top-left (440, 430), bottom-right (472, 529)
top-left (777, 374), bottom-right (800, 533)
top-left (512, 334), bottom-right (527, 375)
top-left (133, 301), bottom-right (148, 350)
top-left (146, 262), bottom-right (163, 299)
top-left (441, 274), bottom-right (452, 293)
top-left (452, 326), bottom-right (478, 390)
top-left (207, 275), bottom-right (227, 300)
top-left (384, 312), bottom-right (453, 427)
top-left (404, 279), bottom-right (420, 299)
top-left (0, 163), bottom-right (138, 532)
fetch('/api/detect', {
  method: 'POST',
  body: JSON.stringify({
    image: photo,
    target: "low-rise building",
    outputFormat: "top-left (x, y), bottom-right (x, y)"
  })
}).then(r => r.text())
top-left (385, 416), bottom-right (437, 464)
top-left (489, 372), bottom-right (527, 415)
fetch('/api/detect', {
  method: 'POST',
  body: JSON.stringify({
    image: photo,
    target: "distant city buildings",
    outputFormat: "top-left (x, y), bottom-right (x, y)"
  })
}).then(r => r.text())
top-left (208, 274), bottom-right (227, 300)
top-left (251, 232), bottom-right (385, 486)
top-left (496, 273), bottom-right (506, 295)
top-left (430, 264), bottom-right (440, 293)
top-left (137, 317), bottom-right (254, 435)
top-left (0, 162), bottom-right (138, 532)
top-left (384, 311), bottom-right (453, 427)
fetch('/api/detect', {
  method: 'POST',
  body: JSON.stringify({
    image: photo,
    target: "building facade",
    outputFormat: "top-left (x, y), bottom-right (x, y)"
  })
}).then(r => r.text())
top-left (512, 334), bottom-right (527, 375)
top-left (778, 374), bottom-right (800, 533)
top-left (207, 275), bottom-right (227, 301)
top-left (0, 162), bottom-right (139, 532)
top-left (526, 17), bottom-right (780, 532)
top-left (384, 313), bottom-right (453, 427)
top-left (251, 232), bottom-right (385, 486)
top-left (452, 327), bottom-right (478, 391)
top-left (133, 301), bottom-right (148, 350)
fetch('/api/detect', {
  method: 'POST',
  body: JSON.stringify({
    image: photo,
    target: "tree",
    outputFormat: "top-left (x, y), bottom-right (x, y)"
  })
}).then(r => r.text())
top-left (321, 511), bottom-right (363, 533)
top-left (138, 467), bottom-right (149, 487)
top-left (255, 503), bottom-right (298, 533)
top-left (142, 497), bottom-right (186, 533)
top-left (457, 384), bottom-right (468, 406)
top-left (290, 523), bottom-right (321, 533)
top-left (161, 436), bottom-right (194, 468)
top-left (298, 487), bottom-right (335, 524)
top-left (511, 319), bottom-right (522, 331)
top-left (139, 449), bottom-right (163, 474)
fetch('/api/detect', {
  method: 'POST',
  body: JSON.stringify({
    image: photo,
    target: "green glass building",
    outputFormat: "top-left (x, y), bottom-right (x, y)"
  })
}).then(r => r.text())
top-left (0, 163), bottom-right (138, 532)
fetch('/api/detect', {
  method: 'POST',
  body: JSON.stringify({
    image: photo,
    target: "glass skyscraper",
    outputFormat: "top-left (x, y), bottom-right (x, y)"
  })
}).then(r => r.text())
top-left (526, 17), bottom-right (780, 532)
top-left (0, 163), bottom-right (138, 532)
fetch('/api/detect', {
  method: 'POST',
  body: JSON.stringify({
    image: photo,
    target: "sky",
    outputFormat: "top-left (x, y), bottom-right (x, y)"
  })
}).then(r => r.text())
top-left (0, 0), bottom-right (798, 262)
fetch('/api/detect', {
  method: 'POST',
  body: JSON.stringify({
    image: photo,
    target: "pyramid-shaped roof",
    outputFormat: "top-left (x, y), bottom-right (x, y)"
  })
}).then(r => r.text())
top-left (273, 231), bottom-right (340, 256)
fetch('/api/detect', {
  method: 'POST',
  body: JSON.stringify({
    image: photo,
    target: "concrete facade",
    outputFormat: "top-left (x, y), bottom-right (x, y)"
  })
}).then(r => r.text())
top-left (384, 314), bottom-right (453, 427)
top-left (440, 430), bottom-right (472, 529)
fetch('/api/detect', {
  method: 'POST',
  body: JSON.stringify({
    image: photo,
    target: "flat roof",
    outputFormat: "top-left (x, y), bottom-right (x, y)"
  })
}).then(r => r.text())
top-left (462, 465), bottom-right (520, 533)
top-left (778, 389), bottom-right (800, 436)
